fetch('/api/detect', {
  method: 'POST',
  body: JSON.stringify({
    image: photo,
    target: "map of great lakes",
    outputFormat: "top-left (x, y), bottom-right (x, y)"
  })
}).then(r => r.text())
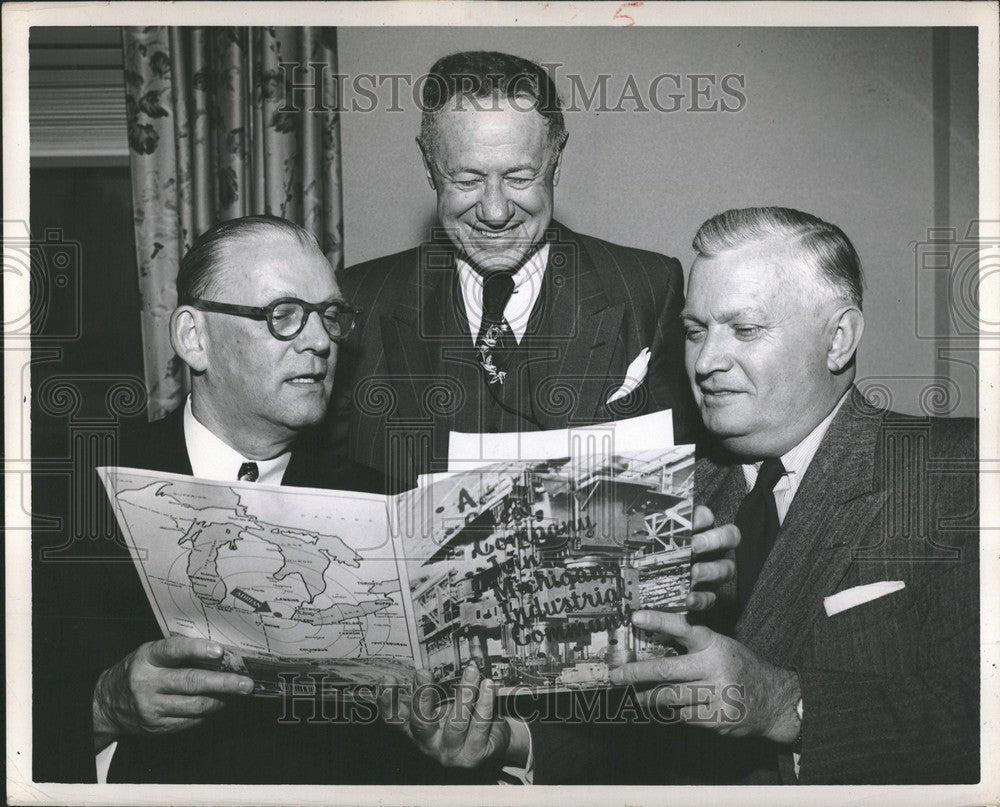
top-left (98, 468), bottom-right (416, 692)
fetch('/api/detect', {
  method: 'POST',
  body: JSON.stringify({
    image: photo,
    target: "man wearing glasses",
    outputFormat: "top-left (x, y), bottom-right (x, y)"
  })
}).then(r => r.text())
top-left (77, 215), bottom-right (427, 784)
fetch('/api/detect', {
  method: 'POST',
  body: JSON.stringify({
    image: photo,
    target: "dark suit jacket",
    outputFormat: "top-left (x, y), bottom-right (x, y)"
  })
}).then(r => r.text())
top-left (334, 221), bottom-right (698, 491)
top-left (32, 407), bottom-right (448, 784)
top-left (529, 388), bottom-right (979, 784)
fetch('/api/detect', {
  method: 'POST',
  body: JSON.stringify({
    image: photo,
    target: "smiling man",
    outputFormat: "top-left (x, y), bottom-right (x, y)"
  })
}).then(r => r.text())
top-left (48, 216), bottom-right (433, 784)
top-left (335, 51), bottom-right (697, 491)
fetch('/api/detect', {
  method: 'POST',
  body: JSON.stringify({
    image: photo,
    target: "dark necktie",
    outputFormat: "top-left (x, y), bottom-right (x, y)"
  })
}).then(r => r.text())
top-left (734, 457), bottom-right (785, 610)
top-left (475, 271), bottom-right (516, 385)
top-left (237, 461), bottom-right (259, 482)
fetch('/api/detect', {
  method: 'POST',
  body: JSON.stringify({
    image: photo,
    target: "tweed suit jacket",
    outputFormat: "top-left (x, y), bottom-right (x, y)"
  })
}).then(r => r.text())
top-left (333, 221), bottom-right (698, 491)
top-left (529, 387), bottom-right (979, 784)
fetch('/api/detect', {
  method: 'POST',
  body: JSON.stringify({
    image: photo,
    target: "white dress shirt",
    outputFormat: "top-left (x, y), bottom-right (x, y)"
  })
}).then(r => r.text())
top-left (740, 393), bottom-right (848, 522)
top-left (95, 397), bottom-right (292, 782)
top-left (183, 397), bottom-right (292, 484)
top-left (456, 244), bottom-right (550, 345)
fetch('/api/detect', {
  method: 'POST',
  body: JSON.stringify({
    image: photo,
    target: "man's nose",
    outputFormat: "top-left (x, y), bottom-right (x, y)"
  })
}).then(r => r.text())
top-left (476, 181), bottom-right (515, 228)
top-left (692, 330), bottom-right (733, 378)
top-left (294, 310), bottom-right (332, 354)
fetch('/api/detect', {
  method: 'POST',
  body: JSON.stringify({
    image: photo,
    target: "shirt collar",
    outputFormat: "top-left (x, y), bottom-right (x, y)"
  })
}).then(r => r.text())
top-left (741, 391), bottom-right (849, 493)
top-left (456, 243), bottom-right (550, 345)
top-left (183, 397), bottom-right (292, 485)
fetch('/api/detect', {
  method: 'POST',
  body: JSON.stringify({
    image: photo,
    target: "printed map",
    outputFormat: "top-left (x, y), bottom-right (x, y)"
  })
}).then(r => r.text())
top-left (98, 468), bottom-right (416, 694)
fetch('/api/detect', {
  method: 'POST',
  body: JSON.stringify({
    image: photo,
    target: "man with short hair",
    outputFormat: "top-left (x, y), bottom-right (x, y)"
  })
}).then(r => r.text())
top-left (531, 207), bottom-right (979, 784)
top-left (37, 215), bottom-right (431, 784)
top-left (336, 51), bottom-right (698, 491)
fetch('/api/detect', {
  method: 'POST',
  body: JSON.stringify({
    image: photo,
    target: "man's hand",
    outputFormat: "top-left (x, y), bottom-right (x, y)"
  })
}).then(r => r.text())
top-left (686, 505), bottom-right (739, 611)
top-left (378, 663), bottom-right (527, 769)
top-left (92, 637), bottom-right (255, 752)
top-left (610, 611), bottom-right (801, 744)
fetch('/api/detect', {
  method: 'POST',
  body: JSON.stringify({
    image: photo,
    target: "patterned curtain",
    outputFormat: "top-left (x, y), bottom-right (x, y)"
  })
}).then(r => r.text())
top-left (122, 26), bottom-right (343, 420)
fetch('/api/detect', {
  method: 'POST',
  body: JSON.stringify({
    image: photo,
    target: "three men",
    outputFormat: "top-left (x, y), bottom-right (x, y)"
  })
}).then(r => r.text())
top-left (335, 51), bottom-right (698, 491)
top-left (33, 48), bottom-right (979, 786)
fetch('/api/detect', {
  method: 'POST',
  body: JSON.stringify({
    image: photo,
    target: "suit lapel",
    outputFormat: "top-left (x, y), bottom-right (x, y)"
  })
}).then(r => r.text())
top-left (695, 454), bottom-right (746, 629)
top-left (379, 239), bottom-right (458, 422)
top-left (528, 223), bottom-right (625, 429)
top-left (695, 451), bottom-right (744, 523)
top-left (734, 390), bottom-right (888, 665)
top-left (378, 240), bottom-right (491, 470)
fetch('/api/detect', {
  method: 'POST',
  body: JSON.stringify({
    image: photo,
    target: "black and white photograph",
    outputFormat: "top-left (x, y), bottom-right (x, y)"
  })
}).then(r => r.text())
top-left (4, 1), bottom-right (997, 805)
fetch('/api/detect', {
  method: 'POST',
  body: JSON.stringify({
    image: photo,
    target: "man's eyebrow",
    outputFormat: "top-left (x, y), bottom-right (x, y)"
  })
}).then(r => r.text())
top-left (267, 292), bottom-right (343, 304)
top-left (446, 164), bottom-right (539, 176)
top-left (680, 307), bottom-right (768, 323)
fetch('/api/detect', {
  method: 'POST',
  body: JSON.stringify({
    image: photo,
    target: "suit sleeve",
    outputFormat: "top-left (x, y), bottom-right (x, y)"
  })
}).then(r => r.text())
top-left (32, 648), bottom-right (104, 782)
top-left (527, 722), bottom-right (645, 785)
top-left (524, 695), bottom-right (691, 785)
top-left (530, 721), bottom-right (607, 784)
top-left (32, 554), bottom-right (154, 782)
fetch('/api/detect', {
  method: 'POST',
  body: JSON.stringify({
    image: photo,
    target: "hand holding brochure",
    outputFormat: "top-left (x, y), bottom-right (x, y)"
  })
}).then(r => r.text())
top-left (98, 411), bottom-right (693, 698)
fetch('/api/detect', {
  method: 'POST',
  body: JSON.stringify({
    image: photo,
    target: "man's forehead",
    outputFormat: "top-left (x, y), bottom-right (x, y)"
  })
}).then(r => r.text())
top-left (692, 241), bottom-right (814, 290)
top-left (212, 234), bottom-right (335, 295)
top-left (433, 100), bottom-right (551, 147)
top-left (688, 242), bottom-right (812, 314)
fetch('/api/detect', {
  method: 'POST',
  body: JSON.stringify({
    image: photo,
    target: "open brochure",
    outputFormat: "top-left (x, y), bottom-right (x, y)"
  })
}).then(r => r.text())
top-left (97, 411), bottom-right (693, 699)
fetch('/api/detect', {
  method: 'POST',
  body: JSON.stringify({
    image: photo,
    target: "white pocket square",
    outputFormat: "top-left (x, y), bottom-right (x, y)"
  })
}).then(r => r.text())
top-left (607, 347), bottom-right (651, 404)
top-left (823, 581), bottom-right (905, 617)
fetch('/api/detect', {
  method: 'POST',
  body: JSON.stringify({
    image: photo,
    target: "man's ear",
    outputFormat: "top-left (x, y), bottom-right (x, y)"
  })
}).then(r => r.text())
top-left (170, 306), bottom-right (209, 373)
top-left (416, 138), bottom-right (437, 190)
top-left (826, 305), bottom-right (864, 372)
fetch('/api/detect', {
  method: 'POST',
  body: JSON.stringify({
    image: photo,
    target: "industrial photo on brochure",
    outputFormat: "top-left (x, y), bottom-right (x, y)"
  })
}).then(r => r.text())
top-left (399, 442), bottom-right (694, 695)
top-left (97, 413), bottom-right (694, 699)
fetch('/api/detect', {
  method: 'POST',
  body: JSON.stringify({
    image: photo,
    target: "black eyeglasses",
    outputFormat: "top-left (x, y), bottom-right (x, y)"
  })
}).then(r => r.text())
top-left (186, 297), bottom-right (362, 342)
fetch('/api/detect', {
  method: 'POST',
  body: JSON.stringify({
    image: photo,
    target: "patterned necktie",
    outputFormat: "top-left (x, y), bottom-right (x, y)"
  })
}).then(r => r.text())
top-left (237, 461), bottom-right (259, 482)
top-left (475, 271), bottom-right (515, 385)
top-left (734, 457), bottom-right (785, 610)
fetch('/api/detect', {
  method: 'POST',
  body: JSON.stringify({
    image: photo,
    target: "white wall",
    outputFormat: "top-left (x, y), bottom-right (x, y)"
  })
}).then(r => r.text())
top-left (337, 27), bottom-right (978, 417)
